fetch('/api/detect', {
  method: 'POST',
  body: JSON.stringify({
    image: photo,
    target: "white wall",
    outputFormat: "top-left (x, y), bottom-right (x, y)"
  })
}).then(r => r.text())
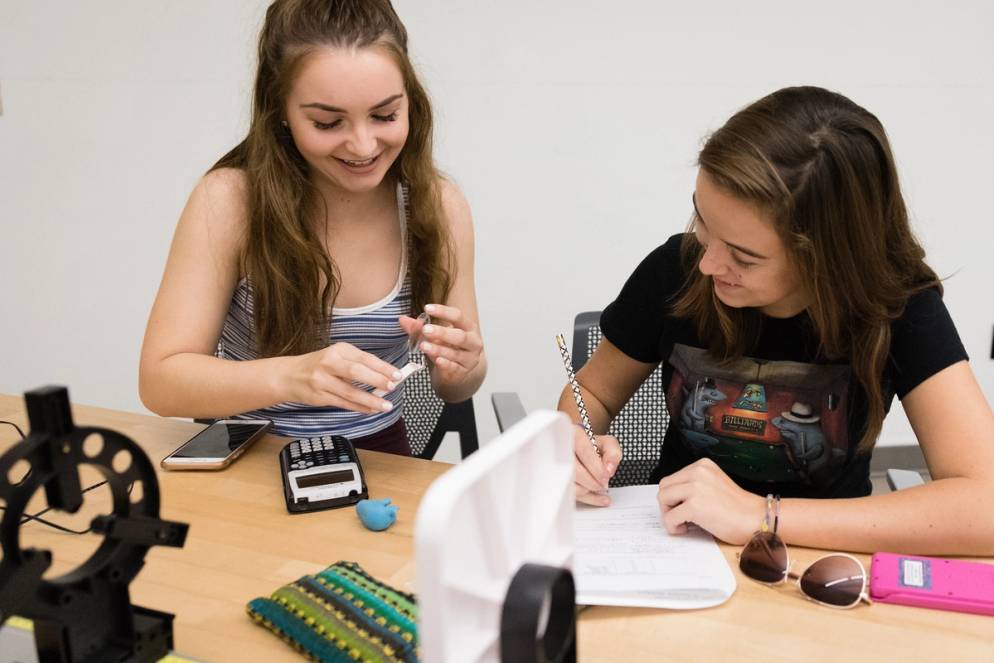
top-left (2, 1), bottom-right (991, 451)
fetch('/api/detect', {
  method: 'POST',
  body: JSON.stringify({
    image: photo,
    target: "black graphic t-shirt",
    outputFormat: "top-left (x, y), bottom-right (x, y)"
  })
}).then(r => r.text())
top-left (600, 234), bottom-right (968, 498)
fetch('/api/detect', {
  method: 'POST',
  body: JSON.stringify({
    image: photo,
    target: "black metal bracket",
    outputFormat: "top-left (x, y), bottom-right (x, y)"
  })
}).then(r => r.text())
top-left (0, 386), bottom-right (189, 663)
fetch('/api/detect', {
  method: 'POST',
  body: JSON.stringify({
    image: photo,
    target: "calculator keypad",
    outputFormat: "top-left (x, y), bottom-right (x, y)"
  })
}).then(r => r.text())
top-left (286, 435), bottom-right (354, 471)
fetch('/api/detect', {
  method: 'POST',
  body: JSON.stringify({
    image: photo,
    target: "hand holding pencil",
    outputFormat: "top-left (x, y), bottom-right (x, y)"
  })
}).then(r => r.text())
top-left (554, 334), bottom-right (623, 507)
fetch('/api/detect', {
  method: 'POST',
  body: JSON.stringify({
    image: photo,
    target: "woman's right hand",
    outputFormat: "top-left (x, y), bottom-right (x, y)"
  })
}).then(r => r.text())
top-left (573, 425), bottom-right (623, 507)
top-left (284, 342), bottom-right (403, 414)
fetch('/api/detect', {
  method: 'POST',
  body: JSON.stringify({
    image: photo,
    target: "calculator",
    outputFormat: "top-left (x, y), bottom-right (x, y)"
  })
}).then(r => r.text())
top-left (278, 435), bottom-right (368, 513)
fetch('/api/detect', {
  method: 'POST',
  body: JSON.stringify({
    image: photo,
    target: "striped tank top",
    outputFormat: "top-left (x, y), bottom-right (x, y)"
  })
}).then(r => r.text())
top-left (217, 182), bottom-right (412, 439)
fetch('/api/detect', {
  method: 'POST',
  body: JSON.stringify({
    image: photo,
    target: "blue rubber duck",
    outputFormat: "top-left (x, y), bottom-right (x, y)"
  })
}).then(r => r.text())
top-left (356, 498), bottom-right (398, 531)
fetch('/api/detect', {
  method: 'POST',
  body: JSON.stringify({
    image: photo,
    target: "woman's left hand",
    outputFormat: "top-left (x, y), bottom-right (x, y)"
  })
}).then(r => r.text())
top-left (657, 458), bottom-right (767, 545)
top-left (399, 303), bottom-right (484, 385)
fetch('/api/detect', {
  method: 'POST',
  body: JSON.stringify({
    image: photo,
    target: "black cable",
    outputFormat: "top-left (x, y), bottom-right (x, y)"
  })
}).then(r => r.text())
top-left (0, 423), bottom-right (136, 535)
top-left (11, 480), bottom-right (136, 535)
top-left (0, 419), bottom-right (26, 440)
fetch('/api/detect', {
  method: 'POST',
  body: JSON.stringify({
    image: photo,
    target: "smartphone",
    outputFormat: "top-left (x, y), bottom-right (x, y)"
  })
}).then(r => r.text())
top-left (870, 552), bottom-right (994, 616)
top-left (161, 419), bottom-right (272, 470)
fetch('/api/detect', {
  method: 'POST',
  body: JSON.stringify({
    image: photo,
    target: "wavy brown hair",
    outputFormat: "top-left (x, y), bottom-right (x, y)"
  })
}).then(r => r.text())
top-left (673, 86), bottom-right (940, 454)
top-left (212, 0), bottom-right (452, 357)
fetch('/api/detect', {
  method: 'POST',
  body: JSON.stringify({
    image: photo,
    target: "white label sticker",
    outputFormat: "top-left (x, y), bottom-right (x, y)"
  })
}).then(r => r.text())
top-left (371, 361), bottom-right (424, 397)
top-left (901, 559), bottom-right (925, 587)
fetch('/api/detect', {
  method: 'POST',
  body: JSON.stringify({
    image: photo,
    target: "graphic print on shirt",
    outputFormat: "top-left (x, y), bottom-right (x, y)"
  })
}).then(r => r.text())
top-left (666, 344), bottom-right (850, 486)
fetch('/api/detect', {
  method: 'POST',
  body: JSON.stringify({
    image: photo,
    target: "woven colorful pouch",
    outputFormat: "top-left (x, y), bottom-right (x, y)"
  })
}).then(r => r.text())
top-left (247, 561), bottom-right (419, 663)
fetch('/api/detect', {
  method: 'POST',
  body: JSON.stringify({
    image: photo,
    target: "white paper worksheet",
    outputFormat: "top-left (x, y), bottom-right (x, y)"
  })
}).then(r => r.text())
top-left (574, 484), bottom-right (737, 609)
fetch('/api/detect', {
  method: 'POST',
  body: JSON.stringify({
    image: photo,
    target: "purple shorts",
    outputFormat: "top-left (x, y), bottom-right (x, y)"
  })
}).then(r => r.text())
top-left (351, 418), bottom-right (412, 457)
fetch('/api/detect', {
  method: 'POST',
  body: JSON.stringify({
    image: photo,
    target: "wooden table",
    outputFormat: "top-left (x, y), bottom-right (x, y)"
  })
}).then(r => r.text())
top-left (1, 395), bottom-right (992, 662)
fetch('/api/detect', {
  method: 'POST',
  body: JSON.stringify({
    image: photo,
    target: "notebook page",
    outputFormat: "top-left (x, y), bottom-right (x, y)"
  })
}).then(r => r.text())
top-left (575, 484), bottom-right (737, 609)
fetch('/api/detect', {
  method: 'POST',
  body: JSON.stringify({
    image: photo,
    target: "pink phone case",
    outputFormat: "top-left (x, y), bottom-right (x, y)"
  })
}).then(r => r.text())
top-left (870, 552), bottom-right (994, 617)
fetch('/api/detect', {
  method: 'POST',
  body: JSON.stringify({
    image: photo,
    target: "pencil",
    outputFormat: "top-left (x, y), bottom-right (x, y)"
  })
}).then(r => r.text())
top-left (555, 334), bottom-right (602, 457)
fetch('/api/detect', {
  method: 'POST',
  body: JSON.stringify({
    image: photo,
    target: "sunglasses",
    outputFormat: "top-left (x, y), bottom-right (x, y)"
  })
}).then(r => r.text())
top-left (737, 497), bottom-right (872, 609)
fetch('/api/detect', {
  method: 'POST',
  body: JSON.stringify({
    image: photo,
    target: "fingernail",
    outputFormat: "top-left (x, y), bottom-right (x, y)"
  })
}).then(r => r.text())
top-left (381, 401), bottom-right (393, 411)
top-left (423, 325), bottom-right (435, 335)
top-left (425, 304), bottom-right (437, 312)
top-left (393, 371), bottom-right (403, 380)
top-left (387, 381), bottom-right (397, 390)
top-left (605, 463), bottom-right (615, 475)
top-left (421, 341), bottom-right (433, 352)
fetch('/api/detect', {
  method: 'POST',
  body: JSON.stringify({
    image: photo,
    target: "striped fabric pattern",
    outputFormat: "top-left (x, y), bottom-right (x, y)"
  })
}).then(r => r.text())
top-left (216, 183), bottom-right (412, 440)
top-left (247, 561), bottom-right (419, 663)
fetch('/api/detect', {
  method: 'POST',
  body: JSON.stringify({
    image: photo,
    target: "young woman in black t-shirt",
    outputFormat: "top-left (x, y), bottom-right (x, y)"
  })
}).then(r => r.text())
top-left (559, 86), bottom-right (994, 555)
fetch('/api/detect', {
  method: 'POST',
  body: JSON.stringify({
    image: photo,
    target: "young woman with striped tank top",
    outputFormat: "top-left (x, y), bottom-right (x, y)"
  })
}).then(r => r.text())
top-left (139, 0), bottom-right (486, 455)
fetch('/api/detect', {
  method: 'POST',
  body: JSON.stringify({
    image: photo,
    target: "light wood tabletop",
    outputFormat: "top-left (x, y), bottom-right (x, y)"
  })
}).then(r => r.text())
top-left (1, 394), bottom-right (992, 662)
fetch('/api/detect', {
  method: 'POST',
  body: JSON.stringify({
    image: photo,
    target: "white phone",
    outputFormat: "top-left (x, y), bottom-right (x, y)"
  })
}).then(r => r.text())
top-left (161, 419), bottom-right (272, 470)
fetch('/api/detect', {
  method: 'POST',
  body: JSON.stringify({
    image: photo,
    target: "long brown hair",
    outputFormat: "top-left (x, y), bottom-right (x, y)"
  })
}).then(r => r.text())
top-left (673, 86), bottom-right (940, 453)
top-left (212, 0), bottom-right (452, 357)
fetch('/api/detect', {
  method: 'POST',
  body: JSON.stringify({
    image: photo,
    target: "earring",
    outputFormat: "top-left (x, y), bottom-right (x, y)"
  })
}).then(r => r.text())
top-left (281, 120), bottom-right (289, 128)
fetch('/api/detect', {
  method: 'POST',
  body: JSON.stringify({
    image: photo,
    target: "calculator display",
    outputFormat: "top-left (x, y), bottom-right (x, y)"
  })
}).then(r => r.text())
top-left (296, 469), bottom-right (355, 488)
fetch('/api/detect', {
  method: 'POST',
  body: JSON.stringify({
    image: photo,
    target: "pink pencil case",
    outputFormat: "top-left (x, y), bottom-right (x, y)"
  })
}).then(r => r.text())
top-left (870, 552), bottom-right (994, 617)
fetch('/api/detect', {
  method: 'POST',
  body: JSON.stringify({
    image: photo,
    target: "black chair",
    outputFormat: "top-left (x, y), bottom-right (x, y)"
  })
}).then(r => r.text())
top-left (403, 349), bottom-right (480, 461)
top-left (569, 312), bottom-right (670, 486)
top-left (492, 311), bottom-right (669, 487)
top-left (494, 311), bottom-right (925, 491)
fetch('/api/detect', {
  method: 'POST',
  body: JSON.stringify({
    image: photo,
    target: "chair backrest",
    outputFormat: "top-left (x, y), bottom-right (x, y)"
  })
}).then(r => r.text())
top-left (403, 349), bottom-right (479, 461)
top-left (573, 311), bottom-right (669, 487)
